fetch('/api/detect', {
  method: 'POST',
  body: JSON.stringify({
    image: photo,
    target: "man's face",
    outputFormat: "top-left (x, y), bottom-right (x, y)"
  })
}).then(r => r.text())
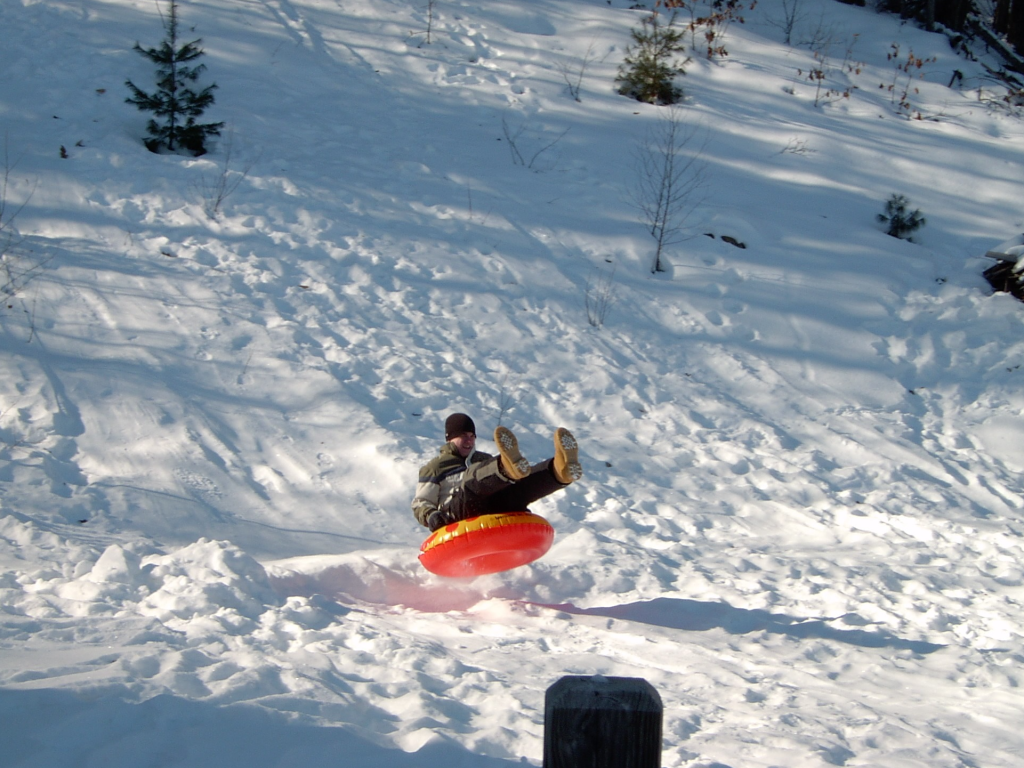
top-left (450, 431), bottom-right (476, 457)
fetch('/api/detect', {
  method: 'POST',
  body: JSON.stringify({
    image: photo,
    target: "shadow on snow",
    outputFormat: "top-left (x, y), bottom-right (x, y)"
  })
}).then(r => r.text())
top-left (0, 687), bottom-right (519, 768)
top-left (546, 597), bottom-right (945, 654)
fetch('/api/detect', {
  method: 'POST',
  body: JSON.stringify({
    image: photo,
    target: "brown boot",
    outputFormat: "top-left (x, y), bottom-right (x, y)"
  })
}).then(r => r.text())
top-left (494, 426), bottom-right (530, 481)
top-left (553, 427), bottom-right (582, 484)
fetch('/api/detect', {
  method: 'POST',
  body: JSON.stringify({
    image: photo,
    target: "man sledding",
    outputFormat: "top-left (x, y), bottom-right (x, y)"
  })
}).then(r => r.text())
top-left (412, 413), bottom-right (583, 533)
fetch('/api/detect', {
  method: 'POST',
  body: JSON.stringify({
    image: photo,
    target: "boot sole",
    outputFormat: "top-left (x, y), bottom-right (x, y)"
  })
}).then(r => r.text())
top-left (555, 428), bottom-right (582, 482)
top-left (495, 427), bottom-right (531, 480)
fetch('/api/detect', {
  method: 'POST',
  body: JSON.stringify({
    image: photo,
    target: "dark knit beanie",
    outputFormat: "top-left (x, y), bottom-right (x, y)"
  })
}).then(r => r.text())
top-left (445, 413), bottom-right (476, 440)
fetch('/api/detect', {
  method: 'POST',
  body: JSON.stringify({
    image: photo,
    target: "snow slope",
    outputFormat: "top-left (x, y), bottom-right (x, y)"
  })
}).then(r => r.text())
top-left (2, 0), bottom-right (1024, 765)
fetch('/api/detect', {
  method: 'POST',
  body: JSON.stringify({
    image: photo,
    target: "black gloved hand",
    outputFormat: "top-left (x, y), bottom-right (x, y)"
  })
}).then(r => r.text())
top-left (427, 509), bottom-right (456, 532)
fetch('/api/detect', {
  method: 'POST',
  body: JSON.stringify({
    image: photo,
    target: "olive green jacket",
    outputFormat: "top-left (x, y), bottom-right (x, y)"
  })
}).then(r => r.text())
top-left (411, 442), bottom-right (493, 527)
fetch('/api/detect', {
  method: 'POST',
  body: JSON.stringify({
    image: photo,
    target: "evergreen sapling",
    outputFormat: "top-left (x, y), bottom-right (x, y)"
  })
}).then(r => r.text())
top-left (878, 193), bottom-right (926, 240)
top-left (125, 1), bottom-right (223, 156)
top-left (616, 11), bottom-right (689, 106)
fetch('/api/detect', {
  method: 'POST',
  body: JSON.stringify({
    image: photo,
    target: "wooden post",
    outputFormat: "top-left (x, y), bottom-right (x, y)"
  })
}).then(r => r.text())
top-left (543, 675), bottom-right (663, 768)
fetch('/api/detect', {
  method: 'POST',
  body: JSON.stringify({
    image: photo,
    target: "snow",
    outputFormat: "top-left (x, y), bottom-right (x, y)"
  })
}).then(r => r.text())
top-left (2, 0), bottom-right (1024, 765)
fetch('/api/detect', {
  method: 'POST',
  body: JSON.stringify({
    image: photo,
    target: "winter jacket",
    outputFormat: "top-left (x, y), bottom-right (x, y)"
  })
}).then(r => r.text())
top-left (411, 442), bottom-right (493, 527)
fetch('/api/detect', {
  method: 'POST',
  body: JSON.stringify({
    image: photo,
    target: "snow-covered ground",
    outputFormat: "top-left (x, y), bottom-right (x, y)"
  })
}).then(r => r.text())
top-left (2, 0), bottom-right (1024, 765)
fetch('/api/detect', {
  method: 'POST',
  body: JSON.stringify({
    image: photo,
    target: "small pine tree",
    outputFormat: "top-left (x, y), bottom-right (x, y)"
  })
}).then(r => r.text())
top-left (125, 0), bottom-right (223, 156)
top-left (877, 193), bottom-right (926, 240)
top-left (616, 11), bottom-right (690, 106)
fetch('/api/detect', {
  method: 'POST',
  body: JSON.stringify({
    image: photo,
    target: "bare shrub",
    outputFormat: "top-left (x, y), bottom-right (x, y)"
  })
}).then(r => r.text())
top-left (584, 264), bottom-right (618, 328)
top-left (558, 41), bottom-right (598, 102)
top-left (191, 130), bottom-right (255, 218)
top-left (501, 113), bottom-right (570, 170)
top-left (629, 107), bottom-right (709, 273)
top-left (1, 137), bottom-right (44, 314)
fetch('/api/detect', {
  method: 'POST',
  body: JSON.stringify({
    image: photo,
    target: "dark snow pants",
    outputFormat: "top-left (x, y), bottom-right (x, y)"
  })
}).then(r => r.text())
top-left (443, 457), bottom-right (566, 523)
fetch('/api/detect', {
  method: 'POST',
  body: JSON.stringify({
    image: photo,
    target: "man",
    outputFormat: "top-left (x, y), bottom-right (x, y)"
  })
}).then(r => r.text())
top-left (412, 413), bottom-right (583, 532)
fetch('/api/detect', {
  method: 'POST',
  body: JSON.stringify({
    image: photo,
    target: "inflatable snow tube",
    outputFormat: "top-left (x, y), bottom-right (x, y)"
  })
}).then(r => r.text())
top-left (419, 511), bottom-right (554, 578)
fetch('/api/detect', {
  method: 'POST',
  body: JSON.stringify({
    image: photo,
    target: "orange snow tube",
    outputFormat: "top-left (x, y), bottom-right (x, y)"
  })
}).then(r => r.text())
top-left (419, 511), bottom-right (555, 578)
